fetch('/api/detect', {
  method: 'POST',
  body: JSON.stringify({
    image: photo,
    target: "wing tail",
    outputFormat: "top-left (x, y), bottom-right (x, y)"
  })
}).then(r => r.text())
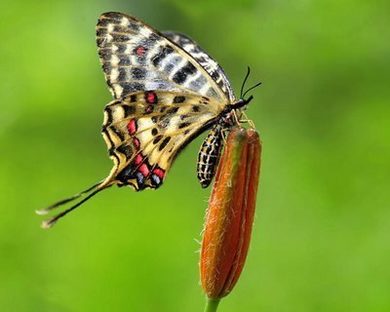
top-left (36, 178), bottom-right (115, 229)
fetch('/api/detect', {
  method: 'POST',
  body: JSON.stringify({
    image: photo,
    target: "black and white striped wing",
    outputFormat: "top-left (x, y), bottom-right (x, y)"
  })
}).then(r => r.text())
top-left (162, 31), bottom-right (236, 103)
top-left (96, 12), bottom-right (229, 103)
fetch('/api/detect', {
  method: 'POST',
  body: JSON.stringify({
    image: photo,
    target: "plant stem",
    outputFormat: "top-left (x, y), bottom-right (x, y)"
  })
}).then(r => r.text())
top-left (204, 298), bottom-right (220, 312)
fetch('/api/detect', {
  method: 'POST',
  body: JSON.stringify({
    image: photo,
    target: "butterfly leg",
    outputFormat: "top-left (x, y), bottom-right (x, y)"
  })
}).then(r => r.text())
top-left (238, 111), bottom-right (256, 128)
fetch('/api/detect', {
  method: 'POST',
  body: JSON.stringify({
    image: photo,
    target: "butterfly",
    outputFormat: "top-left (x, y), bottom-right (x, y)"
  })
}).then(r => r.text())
top-left (37, 12), bottom-right (260, 228)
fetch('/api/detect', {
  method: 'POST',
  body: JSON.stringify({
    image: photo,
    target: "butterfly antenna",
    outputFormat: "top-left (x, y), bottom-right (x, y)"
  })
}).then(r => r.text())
top-left (242, 81), bottom-right (262, 99)
top-left (240, 66), bottom-right (251, 99)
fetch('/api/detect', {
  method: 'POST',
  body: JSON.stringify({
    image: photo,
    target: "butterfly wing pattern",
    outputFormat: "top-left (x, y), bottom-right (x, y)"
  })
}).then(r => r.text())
top-left (96, 13), bottom-right (230, 101)
top-left (38, 12), bottom-right (256, 228)
top-left (96, 12), bottom-right (236, 190)
top-left (102, 91), bottom-right (223, 190)
top-left (161, 31), bottom-right (236, 103)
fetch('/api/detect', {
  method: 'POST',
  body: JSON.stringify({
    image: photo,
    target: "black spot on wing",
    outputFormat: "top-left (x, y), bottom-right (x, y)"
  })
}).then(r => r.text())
top-left (96, 27), bottom-right (107, 37)
top-left (102, 63), bottom-right (111, 74)
top-left (110, 126), bottom-right (125, 141)
top-left (123, 105), bottom-right (136, 117)
top-left (153, 135), bottom-right (163, 144)
top-left (104, 106), bottom-right (113, 124)
top-left (131, 68), bottom-right (146, 80)
top-left (172, 62), bottom-right (197, 84)
top-left (173, 96), bottom-right (185, 103)
top-left (111, 33), bottom-right (131, 42)
top-left (151, 45), bottom-right (174, 67)
top-left (117, 44), bottom-right (127, 53)
top-left (166, 107), bottom-right (179, 115)
top-left (121, 82), bottom-right (144, 94)
top-left (159, 137), bottom-right (171, 151)
top-left (179, 122), bottom-right (191, 129)
top-left (116, 144), bottom-right (133, 159)
top-left (98, 48), bottom-right (111, 61)
top-left (119, 57), bottom-right (131, 66)
top-left (118, 68), bottom-right (127, 81)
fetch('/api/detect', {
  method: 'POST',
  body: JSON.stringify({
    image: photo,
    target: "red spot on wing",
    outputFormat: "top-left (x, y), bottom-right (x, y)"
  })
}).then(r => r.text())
top-left (127, 119), bottom-right (137, 135)
top-left (135, 45), bottom-right (146, 56)
top-left (139, 164), bottom-right (150, 177)
top-left (132, 137), bottom-right (140, 149)
top-left (134, 154), bottom-right (143, 165)
top-left (153, 168), bottom-right (165, 179)
top-left (145, 91), bottom-right (158, 104)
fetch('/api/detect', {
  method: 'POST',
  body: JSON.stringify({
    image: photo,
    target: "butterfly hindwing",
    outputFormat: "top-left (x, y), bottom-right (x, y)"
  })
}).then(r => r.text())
top-left (102, 90), bottom-right (224, 190)
top-left (96, 12), bottom-right (227, 102)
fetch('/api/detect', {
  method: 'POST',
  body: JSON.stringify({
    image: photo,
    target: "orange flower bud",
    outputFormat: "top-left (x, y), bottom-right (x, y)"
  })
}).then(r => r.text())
top-left (200, 127), bottom-right (261, 299)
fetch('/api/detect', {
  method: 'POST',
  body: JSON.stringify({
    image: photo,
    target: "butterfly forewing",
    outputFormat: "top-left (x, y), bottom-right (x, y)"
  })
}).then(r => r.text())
top-left (96, 12), bottom-right (228, 102)
top-left (162, 31), bottom-right (236, 103)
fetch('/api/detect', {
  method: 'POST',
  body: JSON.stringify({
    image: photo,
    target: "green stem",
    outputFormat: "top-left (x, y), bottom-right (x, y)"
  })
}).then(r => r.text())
top-left (204, 298), bottom-right (220, 312)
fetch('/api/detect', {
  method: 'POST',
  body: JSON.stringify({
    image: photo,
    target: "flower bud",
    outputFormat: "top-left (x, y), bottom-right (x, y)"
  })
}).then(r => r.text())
top-left (200, 127), bottom-right (261, 299)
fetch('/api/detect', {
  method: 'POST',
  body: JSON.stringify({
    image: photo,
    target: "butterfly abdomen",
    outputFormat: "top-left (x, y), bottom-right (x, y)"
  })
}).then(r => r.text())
top-left (197, 124), bottom-right (224, 188)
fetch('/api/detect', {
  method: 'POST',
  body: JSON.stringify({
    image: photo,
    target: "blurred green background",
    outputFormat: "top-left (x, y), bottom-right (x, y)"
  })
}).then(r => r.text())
top-left (1, 0), bottom-right (389, 311)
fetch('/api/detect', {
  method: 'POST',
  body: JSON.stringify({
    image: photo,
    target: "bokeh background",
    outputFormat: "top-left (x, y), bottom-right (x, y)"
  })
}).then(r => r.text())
top-left (1, 0), bottom-right (389, 311)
